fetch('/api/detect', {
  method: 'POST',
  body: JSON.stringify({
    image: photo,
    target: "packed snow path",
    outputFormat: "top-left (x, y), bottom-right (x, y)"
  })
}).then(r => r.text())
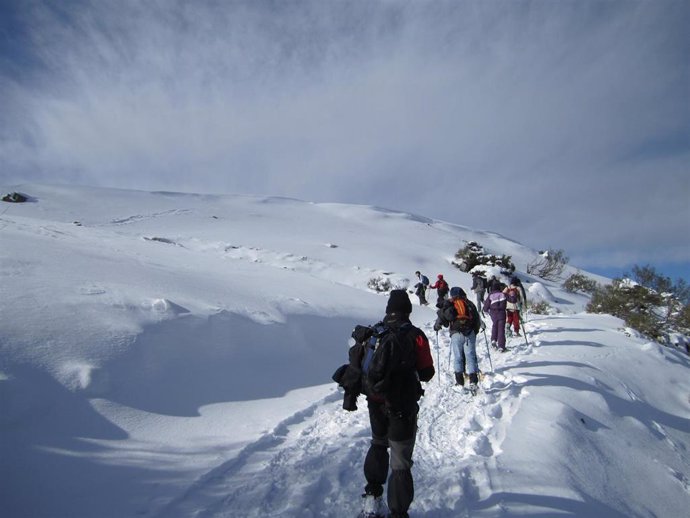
top-left (154, 318), bottom-right (567, 518)
top-left (155, 313), bottom-right (690, 518)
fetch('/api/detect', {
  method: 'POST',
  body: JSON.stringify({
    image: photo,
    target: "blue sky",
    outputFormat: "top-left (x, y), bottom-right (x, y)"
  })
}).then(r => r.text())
top-left (1, 0), bottom-right (689, 282)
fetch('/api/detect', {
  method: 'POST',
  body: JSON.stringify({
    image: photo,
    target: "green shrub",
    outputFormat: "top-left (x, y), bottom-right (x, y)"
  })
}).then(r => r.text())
top-left (563, 272), bottom-right (598, 294)
top-left (528, 300), bottom-right (552, 315)
top-left (368, 276), bottom-right (392, 292)
top-left (587, 274), bottom-right (689, 346)
top-left (452, 241), bottom-right (515, 274)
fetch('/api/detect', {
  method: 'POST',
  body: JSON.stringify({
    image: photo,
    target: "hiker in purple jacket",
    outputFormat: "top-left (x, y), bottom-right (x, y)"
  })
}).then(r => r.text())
top-left (483, 283), bottom-right (508, 352)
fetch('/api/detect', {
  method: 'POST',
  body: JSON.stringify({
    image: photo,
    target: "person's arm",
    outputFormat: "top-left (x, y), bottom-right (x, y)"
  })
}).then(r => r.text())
top-left (414, 332), bottom-right (435, 382)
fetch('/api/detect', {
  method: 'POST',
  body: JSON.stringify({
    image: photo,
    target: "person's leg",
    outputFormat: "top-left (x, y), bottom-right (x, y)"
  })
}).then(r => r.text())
top-left (364, 402), bottom-right (389, 497)
top-left (463, 332), bottom-right (479, 380)
top-left (491, 316), bottom-right (499, 343)
top-left (450, 332), bottom-right (464, 374)
top-left (497, 318), bottom-right (507, 350)
top-left (387, 413), bottom-right (417, 517)
top-left (513, 310), bottom-right (520, 333)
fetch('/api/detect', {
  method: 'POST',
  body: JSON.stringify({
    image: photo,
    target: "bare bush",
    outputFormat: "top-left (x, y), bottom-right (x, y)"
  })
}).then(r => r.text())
top-left (527, 249), bottom-right (569, 281)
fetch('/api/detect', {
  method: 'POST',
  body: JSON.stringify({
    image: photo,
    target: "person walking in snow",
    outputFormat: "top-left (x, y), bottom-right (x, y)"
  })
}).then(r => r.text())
top-left (511, 276), bottom-right (528, 309)
top-left (429, 274), bottom-right (449, 308)
top-left (483, 283), bottom-right (508, 352)
top-left (413, 271), bottom-right (429, 306)
top-left (434, 287), bottom-right (482, 391)
top-left (471, 272), bottom-right (488, 315)
top-left (335, 290), bottom-right (435, 518)
top-left (503, 278), bottom-right (525, 337)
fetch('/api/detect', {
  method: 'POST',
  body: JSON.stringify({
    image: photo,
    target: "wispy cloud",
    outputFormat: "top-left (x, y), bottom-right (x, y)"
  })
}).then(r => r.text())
top-left (1, 0), bottom-right (688, 271)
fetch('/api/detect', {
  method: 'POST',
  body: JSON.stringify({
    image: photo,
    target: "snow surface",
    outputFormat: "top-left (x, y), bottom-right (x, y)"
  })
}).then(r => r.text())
top-left (0, 184), bottom-right (688, 518)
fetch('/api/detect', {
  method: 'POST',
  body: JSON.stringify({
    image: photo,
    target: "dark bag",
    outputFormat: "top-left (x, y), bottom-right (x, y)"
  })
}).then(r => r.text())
top-left (331, 325), bottom-right (372, 410)
top-left (334, 322), bottom-right (422, 412)
top-left (366, 323), bottom-right (424, 411)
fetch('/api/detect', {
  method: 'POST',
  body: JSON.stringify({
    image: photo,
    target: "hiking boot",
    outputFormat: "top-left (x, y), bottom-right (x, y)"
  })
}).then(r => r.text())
top-left (360, 493), bottom-right (387, 518)
top-left (491, 340), bottom-right (498, 349)
top-left (499, 347), bottom-right (508, 353)
top-left (468, 382), bottom-right (479, 396)
top-left (454, 372), bottom-right (465, 386)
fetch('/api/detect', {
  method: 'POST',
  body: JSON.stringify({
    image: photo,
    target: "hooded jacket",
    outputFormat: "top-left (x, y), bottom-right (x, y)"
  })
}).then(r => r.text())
top-left (483, 288), bottom-right (507, 320)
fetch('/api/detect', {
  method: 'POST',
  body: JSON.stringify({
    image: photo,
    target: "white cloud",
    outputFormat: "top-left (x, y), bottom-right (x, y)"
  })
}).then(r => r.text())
top-left (1, 0), bottom-right (688, 270)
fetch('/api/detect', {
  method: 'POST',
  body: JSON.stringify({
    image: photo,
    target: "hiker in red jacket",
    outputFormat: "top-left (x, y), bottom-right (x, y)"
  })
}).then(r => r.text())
top-left (504, 278), bottom-right (525, 337)
top-left (429, 274), bottom-right (449, 308)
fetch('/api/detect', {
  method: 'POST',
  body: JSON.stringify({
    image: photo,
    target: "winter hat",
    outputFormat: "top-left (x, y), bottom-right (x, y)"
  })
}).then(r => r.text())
top-left (386, 289), bottom-right (413, 315)
top-left (437, 274), bottom-right (444, 279)
top-left (450, 287), bottom-right (465, 299)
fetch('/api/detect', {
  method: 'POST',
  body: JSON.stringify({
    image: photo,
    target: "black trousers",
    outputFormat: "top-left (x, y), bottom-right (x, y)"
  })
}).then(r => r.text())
top-left (364, 400), bottom-right (418, 516)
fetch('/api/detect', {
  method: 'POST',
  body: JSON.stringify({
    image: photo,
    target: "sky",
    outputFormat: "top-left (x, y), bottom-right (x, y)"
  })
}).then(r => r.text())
top-left (1, 0), bottom-right (689, 282)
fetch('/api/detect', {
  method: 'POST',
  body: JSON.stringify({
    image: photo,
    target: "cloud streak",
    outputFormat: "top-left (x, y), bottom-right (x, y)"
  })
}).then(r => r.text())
top-left (1, 0), bottom-right (688, 272)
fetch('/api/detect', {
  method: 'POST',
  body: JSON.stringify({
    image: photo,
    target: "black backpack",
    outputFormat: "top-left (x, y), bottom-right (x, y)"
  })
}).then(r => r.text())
top-left (334, 322), bottom-right (422, 412)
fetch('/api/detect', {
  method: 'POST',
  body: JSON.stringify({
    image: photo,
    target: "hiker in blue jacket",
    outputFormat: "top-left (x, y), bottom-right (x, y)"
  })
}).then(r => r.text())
top-left (414, 271), bottom-right (429, 306)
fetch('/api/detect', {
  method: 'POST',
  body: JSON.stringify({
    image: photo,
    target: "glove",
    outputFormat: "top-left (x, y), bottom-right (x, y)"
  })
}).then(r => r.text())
top-left (433, 323), bottom-right (442, 332)
top-left (480, 321), bottom-right (486, 332)
top-left (342, 392), bottom-right (358, 411)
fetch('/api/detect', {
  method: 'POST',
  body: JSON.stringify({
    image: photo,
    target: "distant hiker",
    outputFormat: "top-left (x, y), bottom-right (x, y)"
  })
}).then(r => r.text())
top-left (429, 274), bottom-right (449, 308)
top-left (414, 271), bottom-right (430, 306)
top-left (471, 272), bottom-right (488, 315)
top-left (483, 283), bottom-right (508, 352)
top-left (332, 290), bottom-right (435, 518)
top-left (487, 275), bottom-right (506, 293)
top-left (504, 279), bottom-right (525, 337)
top-left (434, 287), bottom-right (482, 391)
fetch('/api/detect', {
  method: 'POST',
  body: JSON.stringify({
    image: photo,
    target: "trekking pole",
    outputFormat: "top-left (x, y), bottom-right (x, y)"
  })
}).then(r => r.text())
top-left (448, 336), bottom-right (452, 368)
top-left (435, 330), bottom-right (440, 386)
top-left (519, 309), bottom-right (529, 347)
top-left (482, 327), bottom-right (493, 372)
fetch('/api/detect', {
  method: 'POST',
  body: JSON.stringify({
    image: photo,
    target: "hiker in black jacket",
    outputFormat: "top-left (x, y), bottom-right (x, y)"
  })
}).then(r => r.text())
top-left (413, 271), bottom-right (429, 306)
top-left (333, 290), bottom-right (435, 518)
top-left (471, 272), bottom-right (488, 315)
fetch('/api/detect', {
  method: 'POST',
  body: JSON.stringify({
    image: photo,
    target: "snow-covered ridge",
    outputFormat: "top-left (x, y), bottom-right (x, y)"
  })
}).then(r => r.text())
top-left (1, 184), bottom-right (688, 518)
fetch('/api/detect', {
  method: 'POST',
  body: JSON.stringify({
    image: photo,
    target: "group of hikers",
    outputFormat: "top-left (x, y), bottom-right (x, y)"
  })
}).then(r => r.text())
top-left (415, 269), bottom-right (526, 352)
top-left (333, 270), bottom-right (527, 518)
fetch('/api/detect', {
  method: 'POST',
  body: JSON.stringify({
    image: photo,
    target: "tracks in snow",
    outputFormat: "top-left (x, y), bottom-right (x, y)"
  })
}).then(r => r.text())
top-left (157, 319), bottom-right (542, 518)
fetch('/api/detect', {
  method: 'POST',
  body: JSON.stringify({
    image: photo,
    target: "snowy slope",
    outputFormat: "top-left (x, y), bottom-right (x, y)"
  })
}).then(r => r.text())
top-left (0, 184), bottom-right (688, 518)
